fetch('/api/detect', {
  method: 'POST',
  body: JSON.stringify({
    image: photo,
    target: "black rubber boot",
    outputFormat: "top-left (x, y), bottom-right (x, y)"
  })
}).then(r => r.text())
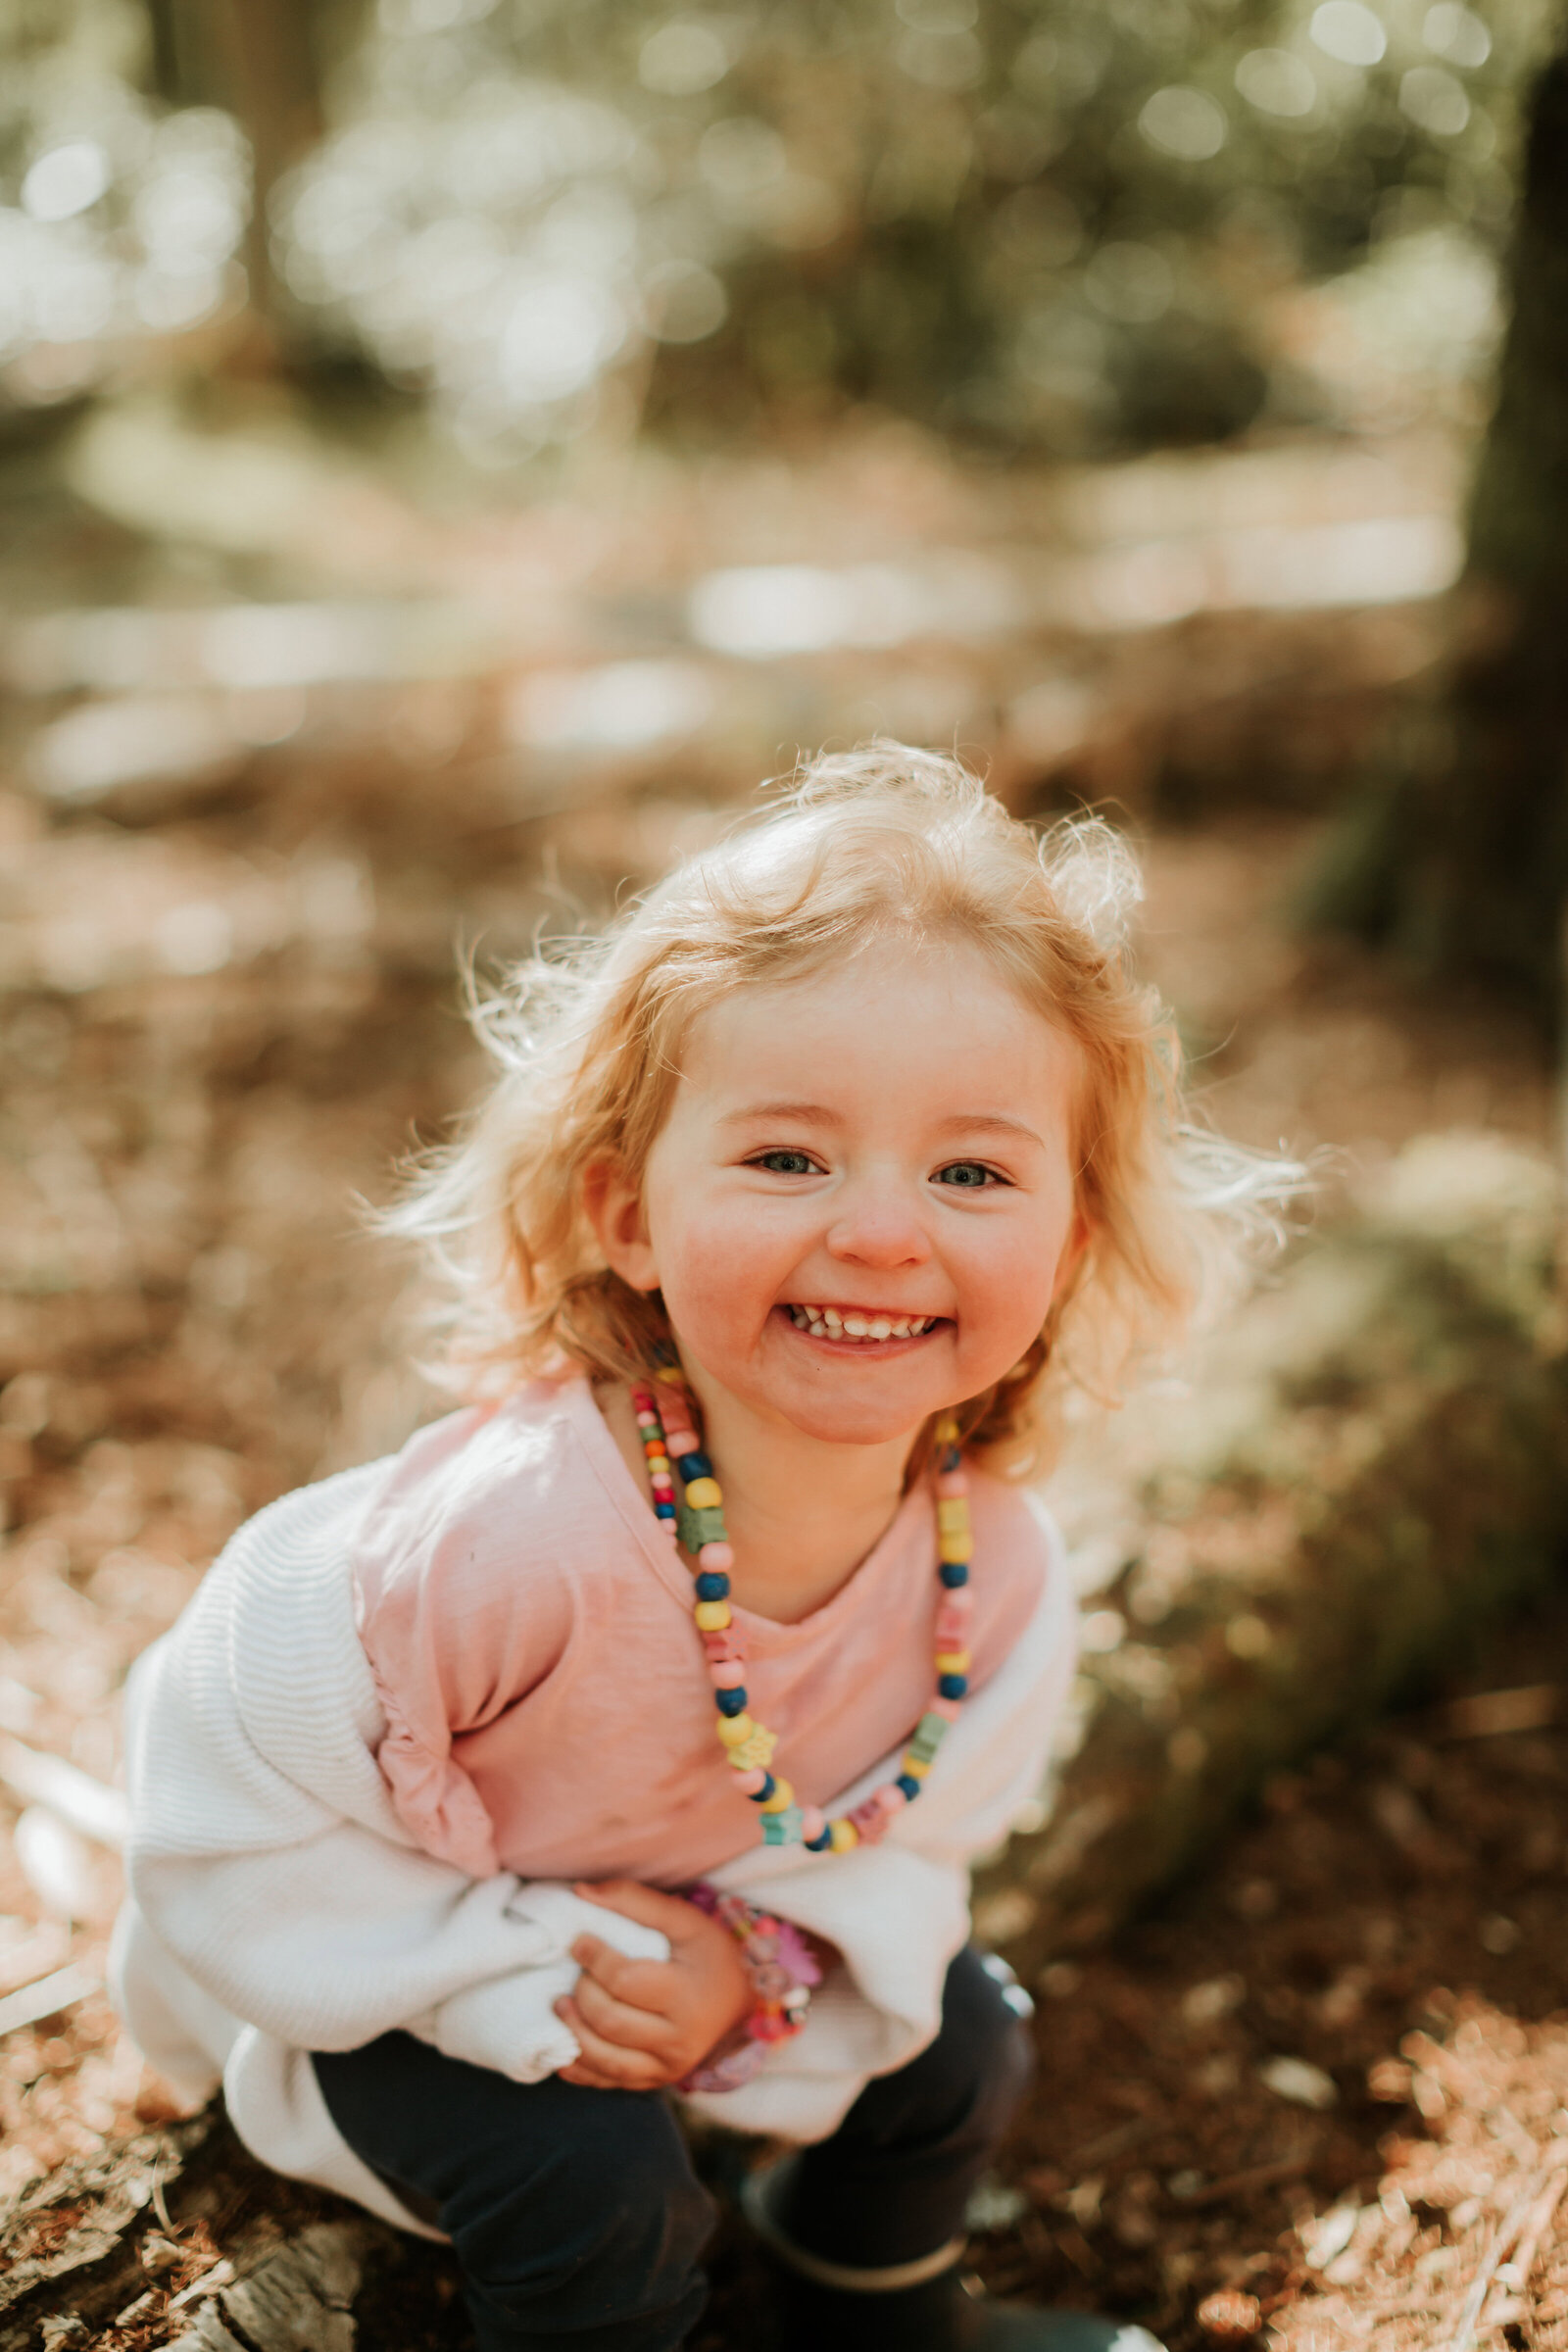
top-left (742, 2161), bottom-right (1168, 2352)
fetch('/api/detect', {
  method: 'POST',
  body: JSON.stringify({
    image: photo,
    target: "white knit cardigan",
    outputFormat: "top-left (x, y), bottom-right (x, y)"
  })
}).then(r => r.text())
top-left (112, 1461), bottom-right (1077, 2240)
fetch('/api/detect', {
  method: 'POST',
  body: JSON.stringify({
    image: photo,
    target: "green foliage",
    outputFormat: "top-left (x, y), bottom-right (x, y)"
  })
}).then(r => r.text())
top-left (270, 0), bottom-right (1536, 455)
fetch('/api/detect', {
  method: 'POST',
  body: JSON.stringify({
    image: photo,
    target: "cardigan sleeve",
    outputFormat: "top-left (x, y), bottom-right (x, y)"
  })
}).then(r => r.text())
top-left (120, 1468), bottom-right (664, 2084)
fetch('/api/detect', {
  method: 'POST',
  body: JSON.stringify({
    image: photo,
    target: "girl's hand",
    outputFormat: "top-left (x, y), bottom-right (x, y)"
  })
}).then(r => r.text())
top-left (554, 1880), bottom-right (754, 2090)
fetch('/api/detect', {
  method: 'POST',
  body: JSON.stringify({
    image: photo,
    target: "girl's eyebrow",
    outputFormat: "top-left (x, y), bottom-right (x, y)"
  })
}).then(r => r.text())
top-left (717, 1102), bottom-right (1045, 1148)
top-left (935, 1112), bottom-right (1046, 1148)
top-left (718, 1101), bottom-right (841, 1127)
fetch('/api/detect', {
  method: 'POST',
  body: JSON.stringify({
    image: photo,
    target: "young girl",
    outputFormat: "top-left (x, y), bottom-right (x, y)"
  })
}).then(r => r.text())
top-left (111, 749), bottom-right (1293, 2352)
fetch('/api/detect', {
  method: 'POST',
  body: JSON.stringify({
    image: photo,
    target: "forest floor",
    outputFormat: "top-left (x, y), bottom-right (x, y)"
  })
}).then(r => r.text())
top-left (0, 398), bottom-right (1561, 2348)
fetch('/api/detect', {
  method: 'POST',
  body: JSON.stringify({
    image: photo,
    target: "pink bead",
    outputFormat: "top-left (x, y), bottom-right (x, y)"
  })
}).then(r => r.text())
top-left (710, 1660), bottom-right (746, 1689)
top-left (799, 1806), bottom-right (826, 1842)
top-left (735, 1766), bottom-right (768, 1796)
top-left (936, 1470), bottom-right (968, 1498)
top-left (698, 1542), bottom-right (735, 1571)
top-left (935, 1598), bottom-right (972, 1644)
top-left (663, 1426), bottom-right (698, 1449)
top-left (704, 1629), bottom-right (746, 1663)
top-left (930, 1695), bottom-right (961, 1722)
top-left (849, 1797), bottom-right (889, 1843)
top-left (876, 1783), bottom-right (907, 1813)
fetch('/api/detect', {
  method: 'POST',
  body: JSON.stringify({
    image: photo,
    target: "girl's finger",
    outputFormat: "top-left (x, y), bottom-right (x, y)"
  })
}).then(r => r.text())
top-left (572, 1879), bottom-right (702, 1944)
top-left (571, 1971), bottom-right (674, 2056)
top-left (571, 1938), bottom-right (681, 2013)
top-left (556, 1997), bottom-right (665, 2088)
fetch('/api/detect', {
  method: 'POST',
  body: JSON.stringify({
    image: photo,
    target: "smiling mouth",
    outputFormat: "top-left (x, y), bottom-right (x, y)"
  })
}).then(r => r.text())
top-left (783, 1304), bottom-right (942, 1344)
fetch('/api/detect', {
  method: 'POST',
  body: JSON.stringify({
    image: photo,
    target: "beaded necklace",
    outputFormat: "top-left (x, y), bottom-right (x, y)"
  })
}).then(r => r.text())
top-left (629, 1367), bottom-right (974, 1853)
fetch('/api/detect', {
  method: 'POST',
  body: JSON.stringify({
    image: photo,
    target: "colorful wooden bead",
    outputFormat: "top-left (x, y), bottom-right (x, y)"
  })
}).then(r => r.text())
top-left (715, 1686), bottom-right (749, 1716)
top-left (939, 1561), bottom-right (969, 1588)
top-left (828, 1819), bottom-right (859, 1852)
top-left (695, 1599), bottom-right (731, 1632)
top-left (716, 1711), bottom-right (755, 1745)
top-left (683, 1476), bottom-right (722, 1510)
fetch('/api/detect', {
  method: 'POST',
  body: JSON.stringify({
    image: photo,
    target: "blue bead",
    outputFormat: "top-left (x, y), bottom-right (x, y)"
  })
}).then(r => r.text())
top-left (654, 1500), bottom-right (677, 1520)
top-left (940, 1446), bottom-right (962, 1473)
top-left (939, 1561), bottom-right (969, 1588)
top-left (806, 1827), bottom-right (834, 1851)
top-left (895, 1773), bottom-right (923, 1802)
top-left (677, 1450), bottom-right (712, 1481)
top-left (715, 1685), bottom-right (748, 1716)
top-left (938, 1673), bottom-right (968, 1700)
top-left (749, 1772), bottom-right (776, 1805)
top-left (694, 1571), bottom-right (730, 1601)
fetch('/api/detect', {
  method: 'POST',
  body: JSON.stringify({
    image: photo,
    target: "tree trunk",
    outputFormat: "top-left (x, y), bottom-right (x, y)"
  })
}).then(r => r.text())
top-left (1308, 45), bottom-right (1568, 1030)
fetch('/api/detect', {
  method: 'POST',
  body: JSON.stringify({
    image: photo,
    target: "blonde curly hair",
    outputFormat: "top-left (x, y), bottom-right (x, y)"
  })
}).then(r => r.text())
top-left (385, 745), bottom-right (1302, 1468)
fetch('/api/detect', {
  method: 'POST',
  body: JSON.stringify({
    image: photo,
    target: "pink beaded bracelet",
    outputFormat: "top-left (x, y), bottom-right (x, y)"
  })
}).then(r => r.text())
top-left (677, 1885), bottom-right (824, 2093)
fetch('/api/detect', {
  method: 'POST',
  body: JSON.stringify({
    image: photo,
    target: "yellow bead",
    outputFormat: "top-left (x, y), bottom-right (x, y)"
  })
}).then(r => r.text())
top-left (934, 1649), bottom-right (971, 1676)
top-left (902, 1753), bottom-right (932, 1780)
top-left (694, 1599), bottom-right (732, 1631)
top-left (934, 1416), bottom-right (960, 1445)
top-left (716, 1712), bottom-right (755, 1746)
top-left (655, 1366), bottom-right (686, 1383)
top-left (829, 1818), bottom-right (859, 1852)
top-left (683, 1476), bottom-right (722, 1509)
top-left (939, 1533), bottom-right (973, 1564)
top-left (728, 1726), bottom-right (778, 1771)
top-left (759, 1777), bottom-right (795, 1813)
top-left (936, 1498), bottom-right (970, 1534)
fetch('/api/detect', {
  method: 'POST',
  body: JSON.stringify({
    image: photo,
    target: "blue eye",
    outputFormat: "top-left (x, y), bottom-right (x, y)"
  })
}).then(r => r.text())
top-left (935, 1161), bottom-right (999, 1189)
top-left (753, 1150), bottom-right (818, 1175)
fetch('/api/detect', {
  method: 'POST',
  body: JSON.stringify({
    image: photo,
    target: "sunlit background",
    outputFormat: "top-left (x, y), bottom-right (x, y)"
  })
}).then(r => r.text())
top-left (0, 0), bottom-right (1561, 2257)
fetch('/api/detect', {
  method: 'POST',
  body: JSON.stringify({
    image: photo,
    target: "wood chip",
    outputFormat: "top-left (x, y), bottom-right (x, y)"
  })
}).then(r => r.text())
top-left (1438, 1686), bottom-right (1559, 1740)
top-left (0, 1962), bottom-right (101, 2038)
top-left (0, 1735), bottom-right (128, 1849)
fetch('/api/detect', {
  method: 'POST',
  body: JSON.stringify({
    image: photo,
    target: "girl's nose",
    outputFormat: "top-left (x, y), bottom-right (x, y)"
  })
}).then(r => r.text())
top-left (825, 1192), bottom-right (933, 1270)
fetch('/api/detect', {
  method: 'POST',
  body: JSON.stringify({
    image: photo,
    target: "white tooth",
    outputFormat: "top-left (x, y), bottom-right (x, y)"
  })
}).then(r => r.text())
top-left (913, 1317), bottom-right (930, 1334)
top-left (823, 1308), bottom-right (843, 1329)
top-left (869, 1318), bottom-right (892, 1340)
top-left (844, 1315), bottom-right (867, 1336)
top-left (889, 1319), bottom-right (909, 1338)
top-left (808, 1319), bottom-right (827, 1337)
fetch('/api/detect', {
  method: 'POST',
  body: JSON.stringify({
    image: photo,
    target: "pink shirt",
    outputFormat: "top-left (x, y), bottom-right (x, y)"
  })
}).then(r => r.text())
top-left (352, 1378), bottom-right (1052, 1890)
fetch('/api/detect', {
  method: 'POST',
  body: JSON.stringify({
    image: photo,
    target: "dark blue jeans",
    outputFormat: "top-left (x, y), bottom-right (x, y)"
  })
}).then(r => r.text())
top-left (312, 1945), bottom-right (1032, 2352)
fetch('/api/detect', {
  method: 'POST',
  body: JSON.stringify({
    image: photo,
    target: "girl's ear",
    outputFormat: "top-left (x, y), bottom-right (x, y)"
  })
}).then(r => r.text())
top-left (583, 1158), bottom-right (661, 1293)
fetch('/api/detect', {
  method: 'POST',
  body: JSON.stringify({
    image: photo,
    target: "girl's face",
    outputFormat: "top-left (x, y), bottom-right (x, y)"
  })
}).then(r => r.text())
top-left (599, 938), bottom-right (1084, 1449)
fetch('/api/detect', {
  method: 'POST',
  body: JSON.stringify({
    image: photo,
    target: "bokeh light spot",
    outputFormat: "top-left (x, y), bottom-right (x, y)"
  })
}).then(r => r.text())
top-left (638, 20), bottom-right (730, 96)
top-left (642, 258), bottom-right (727, 343)
top-left (1309, 2), bottom-right (1388, 68)
top-left (21, 142), bottom-right (112, 223)
top-left (1422, 2), bottom-right (1491, 68)
top-left (1399, 64), bottom-right (1471, 134)
top-left (1084, 241), bottom-right (1175, 323)
top-left (1139, 86), bottom-right (1228, 162)
top-left (1235, 49), bottom-right (1318, 120)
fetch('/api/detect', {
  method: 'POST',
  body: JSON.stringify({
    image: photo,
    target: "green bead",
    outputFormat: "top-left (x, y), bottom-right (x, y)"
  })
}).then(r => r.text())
top-left (908, 1711), bottom-right (952, 1763)
top-left (677, 1502), bottom-right (729, 1551)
